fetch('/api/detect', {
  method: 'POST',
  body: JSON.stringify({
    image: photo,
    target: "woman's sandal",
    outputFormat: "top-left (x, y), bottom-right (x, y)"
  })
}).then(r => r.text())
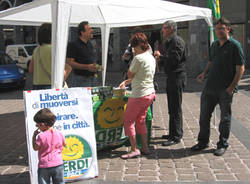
top-left (121, 150), bottom-right (141, 159)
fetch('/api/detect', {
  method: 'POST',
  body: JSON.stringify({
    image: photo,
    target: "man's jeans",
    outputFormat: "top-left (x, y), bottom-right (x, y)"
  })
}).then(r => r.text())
top-left (198, 89), bottom-right (233, 149)
top-left (38, 164), bottom-right (64, 184)
top-left (67, 72), bottom-right (100, 87)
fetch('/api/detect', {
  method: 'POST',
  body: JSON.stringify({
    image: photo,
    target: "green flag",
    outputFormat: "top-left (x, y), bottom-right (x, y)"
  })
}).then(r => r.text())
top-left (207, 0), bottom-right (221, 40)
top-left (207, 0), bottom-right (221, 19)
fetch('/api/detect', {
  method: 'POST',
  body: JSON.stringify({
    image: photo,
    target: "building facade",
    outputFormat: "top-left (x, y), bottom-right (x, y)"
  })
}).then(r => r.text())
top-left (0, 0), bottom-right (35, 51)
top-left (170, 0), bottom-right (249, 72)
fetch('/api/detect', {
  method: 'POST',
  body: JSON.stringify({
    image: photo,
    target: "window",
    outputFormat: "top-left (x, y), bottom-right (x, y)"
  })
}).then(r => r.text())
top-left (24, 45), bottom-right (37, 55)
top-left (18, 48), bottom-right (26, 57)
top-left (0, 53), bottom-right (15, 65)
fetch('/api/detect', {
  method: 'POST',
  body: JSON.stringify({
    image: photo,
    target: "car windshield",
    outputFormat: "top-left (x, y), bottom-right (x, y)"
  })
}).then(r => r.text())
top-left (0, 53), bottom-right (16, 65)
top-left (24, 45), bottom-right (37, 55)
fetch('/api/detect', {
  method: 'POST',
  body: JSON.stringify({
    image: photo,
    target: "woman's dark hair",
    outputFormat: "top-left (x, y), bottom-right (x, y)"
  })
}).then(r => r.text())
top-left (78, 21), bottom-right (89, 36)
top-left (38, 23), bottom-right (51, 45)
top-left (130, 32), bottom-right (149, 51)
top-left (34, 108), bottom-right (56, 127)
top-left (214, 17), bottom-right (233, 34)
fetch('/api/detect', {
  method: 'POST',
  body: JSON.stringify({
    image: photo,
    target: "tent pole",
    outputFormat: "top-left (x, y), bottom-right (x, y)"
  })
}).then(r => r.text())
top-left (209, 26), bottom-right (217, 128)
top-left (51, 0), bottom-right (71, 89)
top-left (101, 25), bottom-right (110, 86)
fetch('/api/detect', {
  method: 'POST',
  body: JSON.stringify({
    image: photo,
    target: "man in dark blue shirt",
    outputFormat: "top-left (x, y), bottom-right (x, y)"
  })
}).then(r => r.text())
top-left (191, 17), bottom-right (245, 156)
top-left (66, 21), bottom-right (99, 87)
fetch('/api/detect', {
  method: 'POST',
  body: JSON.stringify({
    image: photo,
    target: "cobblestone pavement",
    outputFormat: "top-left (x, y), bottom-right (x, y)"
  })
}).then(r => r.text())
top-left (0, 71), bottom-right (250, 184)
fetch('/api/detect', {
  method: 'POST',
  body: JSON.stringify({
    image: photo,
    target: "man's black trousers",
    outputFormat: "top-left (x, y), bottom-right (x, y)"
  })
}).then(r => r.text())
top-left (166, 72), bottom-right (186, 141)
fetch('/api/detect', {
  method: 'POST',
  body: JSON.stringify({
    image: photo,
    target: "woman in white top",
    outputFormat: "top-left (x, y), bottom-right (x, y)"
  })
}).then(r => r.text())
top-left (119, 32), bottom-right (156, 159)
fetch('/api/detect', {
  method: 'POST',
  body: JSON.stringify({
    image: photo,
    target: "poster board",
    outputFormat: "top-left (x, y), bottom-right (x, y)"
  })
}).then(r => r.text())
top-left (23, 87), bottom-right (98, 183)
top-left (93, 96), bottom-right (152, 150)
top-left (93, 97), bottom-right (128, 150)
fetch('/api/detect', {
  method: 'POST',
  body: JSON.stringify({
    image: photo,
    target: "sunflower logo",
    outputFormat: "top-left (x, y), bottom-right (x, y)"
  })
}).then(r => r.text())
top-left (62, 136), bottom-right (84, 160)
top-left (97, 98), bottom-right (126, 129)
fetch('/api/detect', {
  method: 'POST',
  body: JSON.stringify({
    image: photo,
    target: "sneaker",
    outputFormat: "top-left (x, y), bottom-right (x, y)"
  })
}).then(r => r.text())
top-left (191, 143), bottom-right (209, 151)
top-left (214, 147), bottom-right (226, 156)
top-left (162, 139), bottom-right (180, 146)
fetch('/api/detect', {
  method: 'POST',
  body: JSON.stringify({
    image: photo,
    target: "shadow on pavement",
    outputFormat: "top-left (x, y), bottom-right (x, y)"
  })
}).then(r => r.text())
top-left (0, 172), bottom-right (30, 184)
top-left (238, 84), bottom-right (250, 91)
top-left (0, 112), bottom-right (28, 166)
top-left (0, 88), bottom-right (24, 100)
top-left (0, 111), bottom-right (29, 183)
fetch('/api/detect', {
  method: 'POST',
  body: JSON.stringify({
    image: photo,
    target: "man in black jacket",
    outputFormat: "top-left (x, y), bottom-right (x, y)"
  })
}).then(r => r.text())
top-left (154, 20), bottom-right (187, 146)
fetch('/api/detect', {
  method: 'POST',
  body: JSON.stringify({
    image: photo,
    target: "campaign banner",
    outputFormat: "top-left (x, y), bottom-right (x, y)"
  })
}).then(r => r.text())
top-left (23, 87), bottom-right (98, 184)
top-left (93, 97), bottom-right (128, 150)
top-left (93, 96), bottom-right (152, 150)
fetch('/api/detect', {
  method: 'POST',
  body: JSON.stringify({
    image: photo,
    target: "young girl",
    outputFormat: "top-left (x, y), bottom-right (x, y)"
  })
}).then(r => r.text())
top-left (32, 108), bottom-right (66, 184)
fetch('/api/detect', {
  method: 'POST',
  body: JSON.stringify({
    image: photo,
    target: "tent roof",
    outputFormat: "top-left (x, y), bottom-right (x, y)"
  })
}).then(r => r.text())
top-left (0, 0), bottom-right (213, 88)
top-left (0, 0), bottom-right (212, 27)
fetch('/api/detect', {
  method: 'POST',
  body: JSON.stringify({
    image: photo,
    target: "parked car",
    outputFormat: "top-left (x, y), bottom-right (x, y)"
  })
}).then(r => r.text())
top-left (0, 51), bottom-right (26, 89)
top-left (6, 44), bottom-right (37, 70)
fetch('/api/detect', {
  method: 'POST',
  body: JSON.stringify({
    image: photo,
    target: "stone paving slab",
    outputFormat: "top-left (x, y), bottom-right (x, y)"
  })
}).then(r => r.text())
top-left (0, 71), bottom-right (250, 184)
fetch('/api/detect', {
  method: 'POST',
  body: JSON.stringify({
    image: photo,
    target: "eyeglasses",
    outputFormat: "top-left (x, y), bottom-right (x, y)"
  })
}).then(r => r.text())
top-left (215, 27), bottom-right (226, 31)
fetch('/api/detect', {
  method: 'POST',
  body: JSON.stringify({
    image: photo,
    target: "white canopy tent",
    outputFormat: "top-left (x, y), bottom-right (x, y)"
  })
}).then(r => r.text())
top-left (0, 0), bottom-right (213, 88)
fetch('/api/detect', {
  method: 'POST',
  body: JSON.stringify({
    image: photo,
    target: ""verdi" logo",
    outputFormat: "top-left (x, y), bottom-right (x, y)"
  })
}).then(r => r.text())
top-left (62, 135), bottom-right (93, 180)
